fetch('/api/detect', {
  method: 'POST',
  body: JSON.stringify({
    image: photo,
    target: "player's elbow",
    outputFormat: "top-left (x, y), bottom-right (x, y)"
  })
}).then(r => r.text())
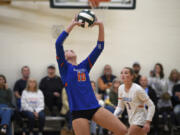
top-left (101, 44), bottom-right (104, 51)
top-left (55, 40), bottom-right (60, 48)
top-left (55, 37), bottom-right (63, 48)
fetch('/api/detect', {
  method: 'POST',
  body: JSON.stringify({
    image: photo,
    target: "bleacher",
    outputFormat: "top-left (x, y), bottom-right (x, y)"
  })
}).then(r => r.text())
top-left (13, 116), bottom-right (65, 135)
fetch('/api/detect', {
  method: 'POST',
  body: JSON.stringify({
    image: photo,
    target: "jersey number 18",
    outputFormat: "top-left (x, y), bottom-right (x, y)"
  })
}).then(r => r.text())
top-left (78, 72), bottom-right (86, 82)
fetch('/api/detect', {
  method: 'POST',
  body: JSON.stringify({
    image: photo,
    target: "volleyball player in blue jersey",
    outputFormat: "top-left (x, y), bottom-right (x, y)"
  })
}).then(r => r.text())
top-left (55, 16), bottom-right (127, 135)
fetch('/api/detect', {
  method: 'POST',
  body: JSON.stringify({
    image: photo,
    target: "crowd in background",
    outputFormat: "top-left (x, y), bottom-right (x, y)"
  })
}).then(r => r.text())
top-left (0, 62), bottom-right (180, 135)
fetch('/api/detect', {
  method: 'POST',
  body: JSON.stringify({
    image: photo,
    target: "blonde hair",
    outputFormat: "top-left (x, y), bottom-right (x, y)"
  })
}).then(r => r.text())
top-left (169, 69), bottom-right (179, 82)
top-left (111, 78), bottom-right (121, 90)
top-left (26, 78), bottom-right (38, 92)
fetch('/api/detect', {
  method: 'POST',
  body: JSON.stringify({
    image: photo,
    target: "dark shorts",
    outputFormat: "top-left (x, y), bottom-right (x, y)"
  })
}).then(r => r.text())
top-left (71, 107), bottom-right (100, 121)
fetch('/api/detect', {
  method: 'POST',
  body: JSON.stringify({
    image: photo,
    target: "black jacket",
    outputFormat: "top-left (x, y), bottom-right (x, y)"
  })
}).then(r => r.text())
top-left (172, 84), bottom-right (180, 107)
top-left (147, 86), bottom-right (158, 106)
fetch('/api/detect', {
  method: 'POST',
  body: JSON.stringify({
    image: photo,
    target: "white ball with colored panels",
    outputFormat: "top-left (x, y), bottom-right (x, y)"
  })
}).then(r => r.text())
top-left (77, 9), bottom-right (96, 28)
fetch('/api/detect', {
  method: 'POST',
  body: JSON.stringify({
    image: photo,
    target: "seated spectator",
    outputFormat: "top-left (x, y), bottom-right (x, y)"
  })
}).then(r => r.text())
top-left (140, 76), bottom-right (158, 105)
top-left (0, 75), bottom-right (14, 135)
top-left (132, 62), bottom-right (141, 84)
top-left (148, 63), bottom-right (168, 98)
top-left (39, 65), bottom-right (63, 116)
top-left (14, 66), bottom-right (30, 110)
top-left (90, 81), bottom-right (103, 135)
top-left (21, 79), bottom-right (45, 135)
top-left (167, 69), bottom-right (180, 96)
top-left (91, 81), bottom-right (104, 107)
top-left (109, 78), bottom-right (121, 107)
top-left (172, 82), bottom-right (180, 125)
top-left (139, 76), bottom-right (158, 134)
top-left (60, 88), bottom-right (72, 132)
top-left (104, 78), bottom-right (121, 113)
top-left (98, 64), bottom-right (116, 99)
top-left (158, 92), bottom-right (173, 131)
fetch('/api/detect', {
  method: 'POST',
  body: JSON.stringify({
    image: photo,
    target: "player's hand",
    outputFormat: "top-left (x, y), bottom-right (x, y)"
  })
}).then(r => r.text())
top-left (91, 17), bottom-right (103, 27)
top-left (94, 21), bottom-right (103, 26)
top-left (107, 82), bottom-right (112, 87)
top-left (143, 121), bottom-right (151, 133)
top-left (34, 112), bottom-right (39, 118)
top-left (71, 15), bottom-right (84, 27)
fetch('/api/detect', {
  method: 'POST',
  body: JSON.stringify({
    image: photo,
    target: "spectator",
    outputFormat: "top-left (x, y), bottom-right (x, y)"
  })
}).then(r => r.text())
top-left (14, 66), bottom-right (30, 110)
top-left (91, 81), bottom-right (104, 107)
top-left (157, 92), bottom-right (173, 131)
top-left (139, 76), bottom-right (158, 134)
top-left (167, 69), bottom-right (180, 96)
top-left (132, 62), bottom-right (141, 84)
top-left (39, 65), bottom-right (63, 116)
top-left (103, 78), bottom-right (122, 135)
top-left (60, 88), bottom-right (72, 132)
top-left (172, 82), bottom-right (180, 125)
top-left (104, 78), bottom-right (121, 114)
top-left (139, 76), bottom-right (158, 105)
top-left (90, 81), bottom-right (103, 135)
top-left (0, 75), bottom-right (14, 135)
top-left (148, 63), bottom-right (168, 98)
top-left (21, 78), bottom-right (45, 135)
top-left (98, 64), bottom-right (116, 99)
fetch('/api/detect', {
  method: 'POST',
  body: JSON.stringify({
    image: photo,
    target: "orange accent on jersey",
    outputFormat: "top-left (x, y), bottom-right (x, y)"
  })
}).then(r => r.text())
top-left (118, 98), bottom-right (122, 100)
top-left (88, 57), bottom-right (93, 68)
top-left (81, 73), bottom-right (86, 81)
top-left (60, 62), bottom-right (64, 67)
top-left (78, 72), bottom-right (86, 82)
top-left (56, 56), bottom-right (59, 60)
top-left (78, 72), bottom-right (81, 82)
top-left (65, 82), bottom-right (68, 87)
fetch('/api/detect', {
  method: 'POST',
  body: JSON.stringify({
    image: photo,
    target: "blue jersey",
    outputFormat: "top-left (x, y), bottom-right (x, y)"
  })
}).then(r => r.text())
top-left (55, 31), bottom-right (104, 112)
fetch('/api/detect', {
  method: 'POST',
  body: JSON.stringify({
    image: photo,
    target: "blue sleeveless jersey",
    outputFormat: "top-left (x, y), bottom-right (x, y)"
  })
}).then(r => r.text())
top-left (55, 31), bottom-right (104, 112)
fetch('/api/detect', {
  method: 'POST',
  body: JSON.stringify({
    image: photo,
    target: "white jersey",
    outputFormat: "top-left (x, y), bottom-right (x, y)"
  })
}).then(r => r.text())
top-left (114, 83), bottom-right (155, 126)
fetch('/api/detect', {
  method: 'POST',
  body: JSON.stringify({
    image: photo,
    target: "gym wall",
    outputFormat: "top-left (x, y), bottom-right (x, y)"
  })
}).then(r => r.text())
top-left (0, 0), bottom-right (180, 89)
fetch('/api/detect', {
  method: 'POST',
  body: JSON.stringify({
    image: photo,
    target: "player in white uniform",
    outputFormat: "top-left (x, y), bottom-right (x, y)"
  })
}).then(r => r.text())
top-left (114, 67), bottom-right (155, 135)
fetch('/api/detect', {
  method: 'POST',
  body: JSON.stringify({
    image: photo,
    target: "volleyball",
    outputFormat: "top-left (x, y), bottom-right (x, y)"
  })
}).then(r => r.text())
top-left (77, 9), bottom-right (96, 28)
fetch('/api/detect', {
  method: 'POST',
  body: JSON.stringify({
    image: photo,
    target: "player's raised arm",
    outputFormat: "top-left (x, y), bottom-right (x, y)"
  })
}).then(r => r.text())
top-left (55, 17), bottom-right (83, 76)
top-left (81, 20), bottom-right (104, 72)
top-left (95, 20), bottom-right (104, 42)
top-left (65, 17), bottom-right (83, 34)
top-left (55, 29), bottom-right (68, 76)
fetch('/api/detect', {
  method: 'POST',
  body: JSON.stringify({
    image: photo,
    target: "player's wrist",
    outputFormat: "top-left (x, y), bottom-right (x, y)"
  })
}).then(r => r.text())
top-left (96, 21), bottom-right (103, 26)
top-left (146, 120), bottom-right (151, 124)
top-left (70, 22), bottom-right (76, 27)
